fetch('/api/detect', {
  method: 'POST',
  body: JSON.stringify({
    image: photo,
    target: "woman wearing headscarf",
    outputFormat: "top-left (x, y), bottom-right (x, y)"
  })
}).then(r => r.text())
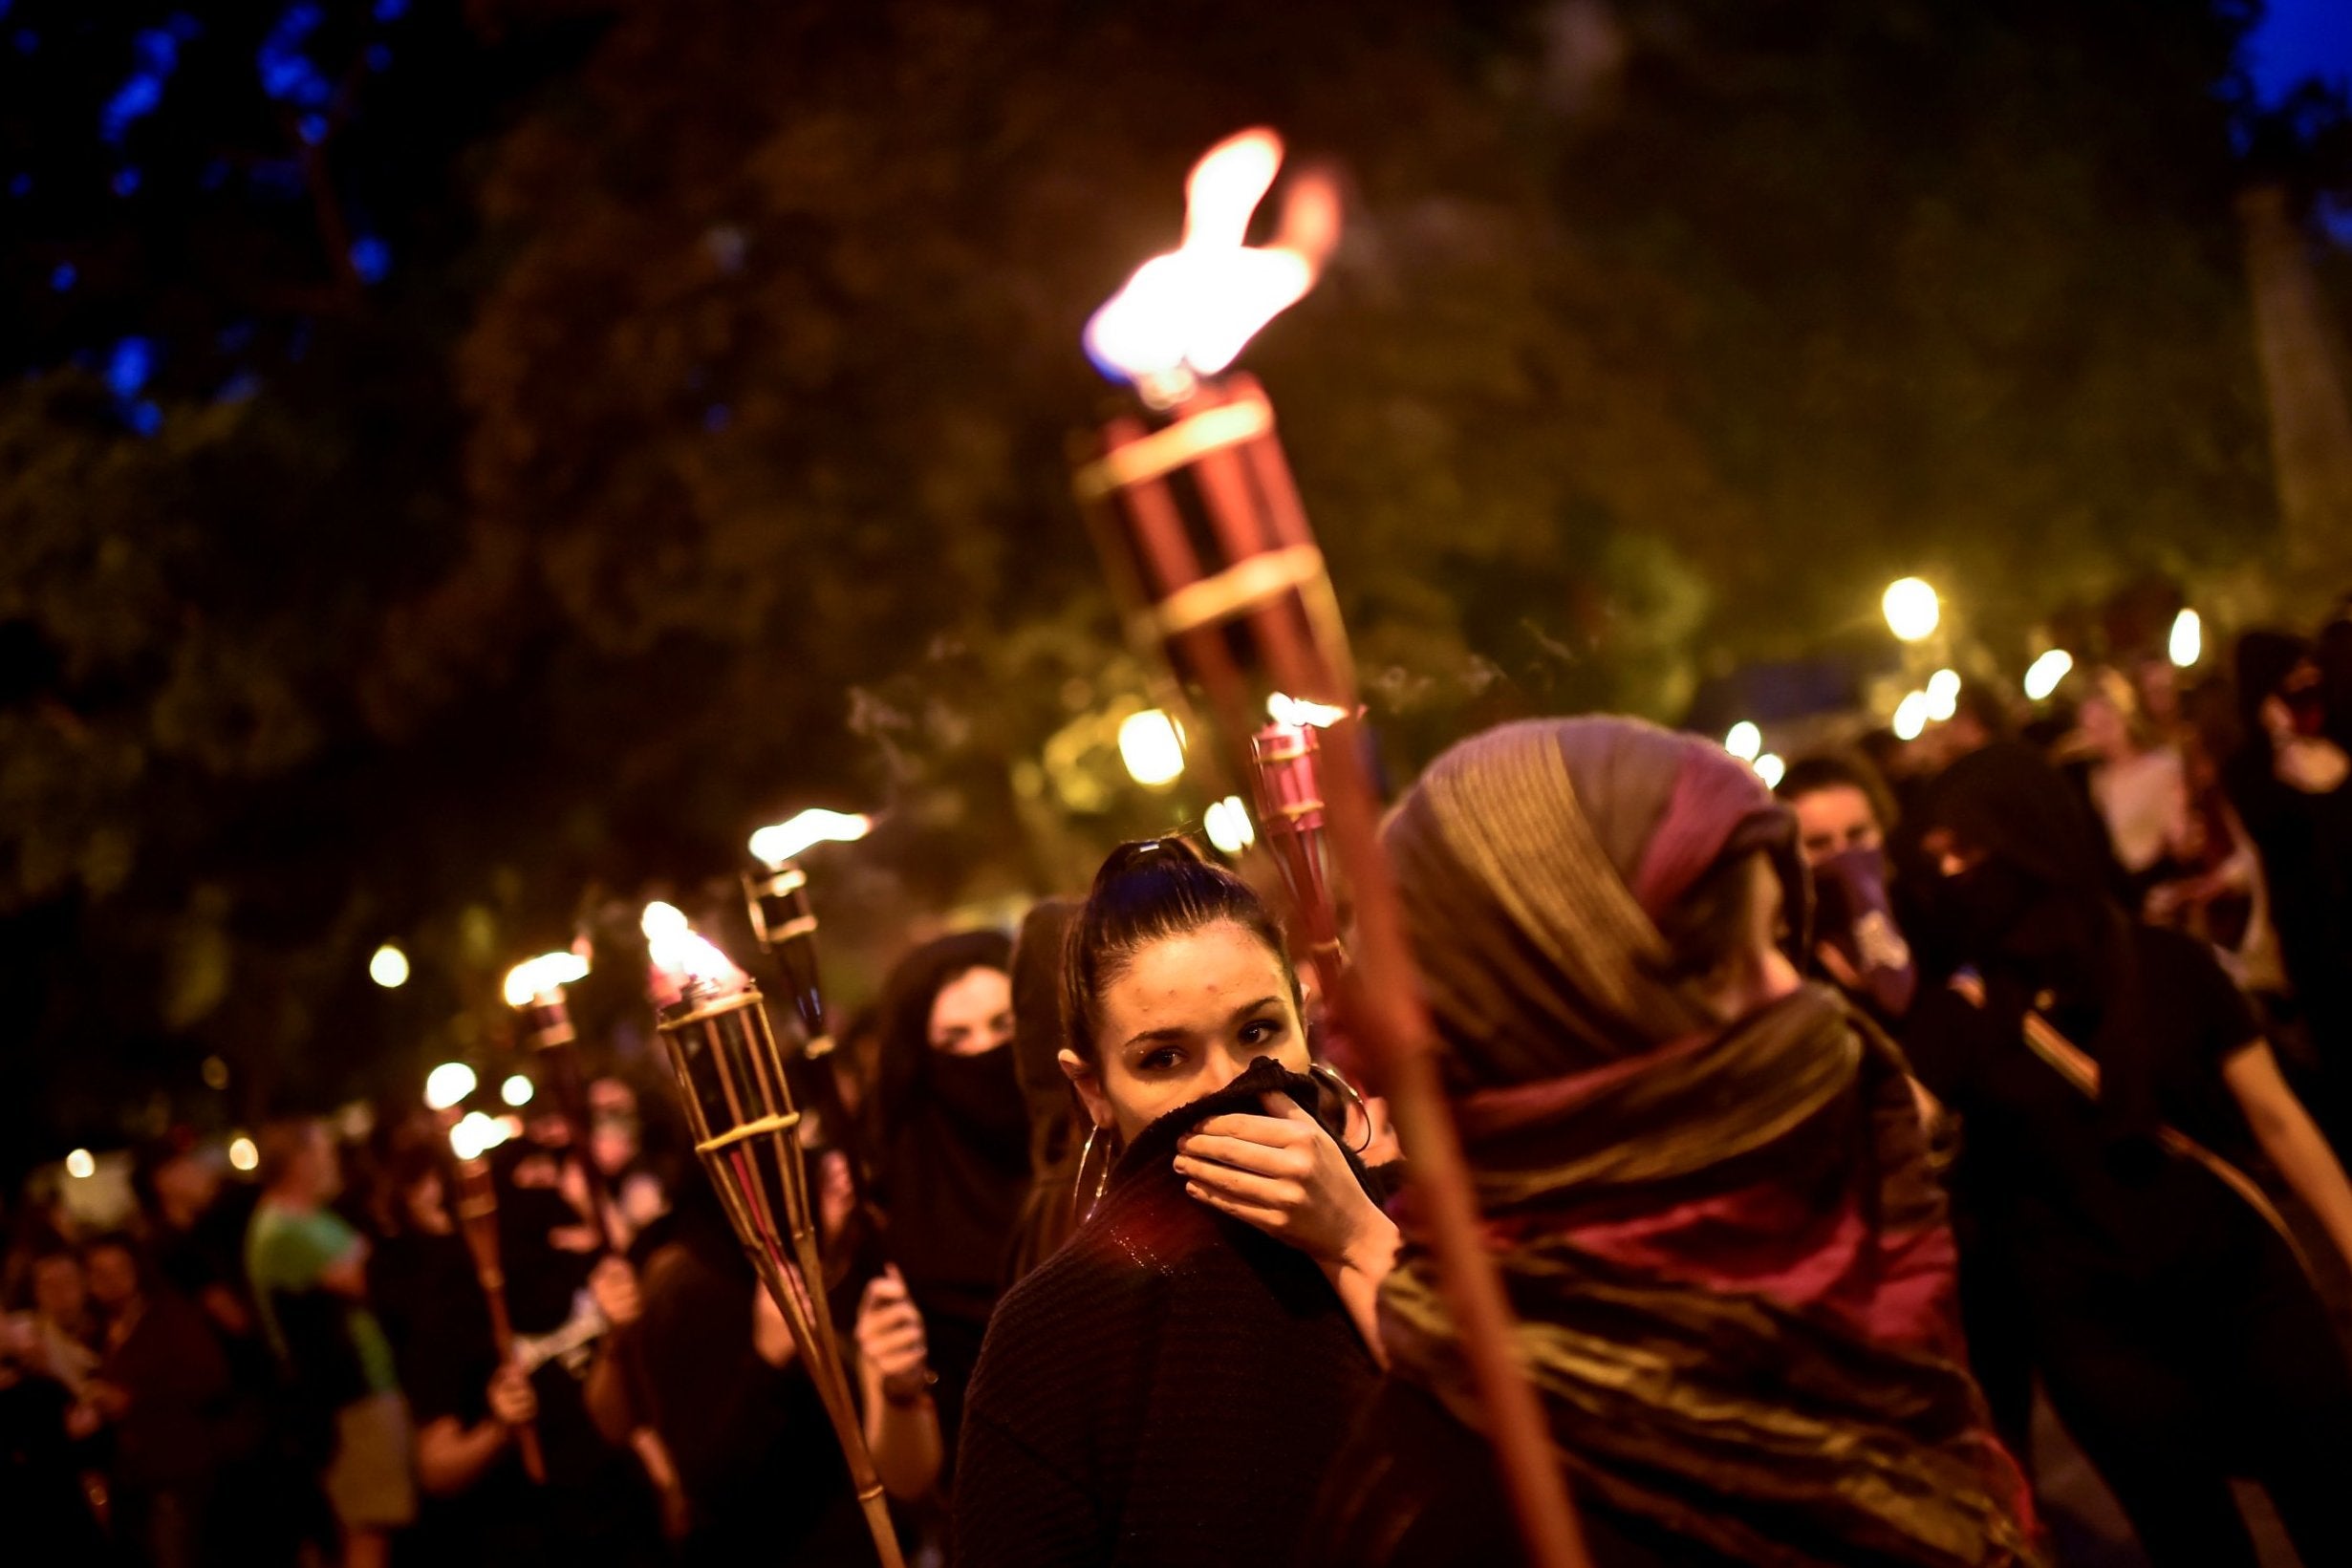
top-left (868, 929), bottom-right (1026, 1471)
top-left (1907, 741), bottom-right (2352, 1567)
top-left (1312, 716), bottom-right (2040, 1568)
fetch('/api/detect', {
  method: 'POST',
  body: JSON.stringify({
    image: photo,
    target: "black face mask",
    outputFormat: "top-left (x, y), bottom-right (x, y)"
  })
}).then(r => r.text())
top-left (922, 1045), bottom-right (1030, 1157)
top-left (1938, 858), bottom-right (2042, 955)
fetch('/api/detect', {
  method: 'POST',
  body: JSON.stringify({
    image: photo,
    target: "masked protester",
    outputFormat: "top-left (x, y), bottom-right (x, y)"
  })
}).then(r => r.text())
top-left (868, 930), bottom-right (1025, 1474)
top-left (1311, 718), bottom-right (2039, 1568)
top-left (1780, 752), bottom-right (1919, 1021)
top-left (1908, 742), bottom-right (2352, 1568)
top-left (956, 841), bottom-right (1391, 1568)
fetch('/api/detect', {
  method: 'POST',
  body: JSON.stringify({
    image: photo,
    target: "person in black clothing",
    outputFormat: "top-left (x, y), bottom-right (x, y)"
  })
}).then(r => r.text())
top-left (2224, 630), bottom-right (2352, 1149)
top-left (1909, 741), bottom-right (2352, 1568)
top-left (84, 1233), bottom-right (231, 1568)
top-left (867, 929), bottom-right (1026, 1471)
top-left (379, 1147), bottom-right (668, 1568)
top-left (954, 840), bottom-right (1393, 1568)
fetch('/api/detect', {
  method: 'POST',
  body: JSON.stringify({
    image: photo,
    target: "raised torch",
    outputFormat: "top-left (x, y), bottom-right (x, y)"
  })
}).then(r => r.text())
top-left (640, 903), bottom-right (905, 1568)
top-left (1071, 127), bottom-right (1589, 1568)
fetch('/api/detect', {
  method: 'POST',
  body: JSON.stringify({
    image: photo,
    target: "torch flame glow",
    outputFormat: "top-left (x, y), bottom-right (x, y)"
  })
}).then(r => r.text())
top-left (748, 808), bottom-right (874, 870)
top-left (502, 950), bottom-right (591, 1009)
top-left (1084, 128), bottom-right (1339, 401)
top-left (1267, 692), bottom-right (1349, 729)
top-left (641, 902), bottom-right (748, 1001)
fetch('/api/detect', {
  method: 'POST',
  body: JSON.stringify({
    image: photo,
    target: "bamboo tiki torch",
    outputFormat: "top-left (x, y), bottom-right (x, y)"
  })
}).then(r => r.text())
top-left (1250, 695), bottom-right (1350, 1006)
top-left (744, 808), bottom-right (876, 1201)
top-left (444, 1106), bottom-right (547, 1484)
top-left (1071, 128), bottom-right (1590, 1568)
top-left (503, 952), bottom-right (690, 1521)
top-left (641, 905), bottom-right (905, 1568)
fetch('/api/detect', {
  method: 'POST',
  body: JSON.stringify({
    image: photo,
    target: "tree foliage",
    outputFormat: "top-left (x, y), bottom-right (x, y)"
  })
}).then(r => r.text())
top-left (0, 0), bottom-right (2331, 1170)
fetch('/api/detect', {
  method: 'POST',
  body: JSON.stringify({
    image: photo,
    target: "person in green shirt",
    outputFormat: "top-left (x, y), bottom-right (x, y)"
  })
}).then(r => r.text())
top-left (245, 1119), bottom-right (414, 1567)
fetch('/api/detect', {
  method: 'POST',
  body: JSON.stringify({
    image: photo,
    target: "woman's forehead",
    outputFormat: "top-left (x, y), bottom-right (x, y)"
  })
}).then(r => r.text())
top-left (1105, 924), bottom-right (1284, 1009)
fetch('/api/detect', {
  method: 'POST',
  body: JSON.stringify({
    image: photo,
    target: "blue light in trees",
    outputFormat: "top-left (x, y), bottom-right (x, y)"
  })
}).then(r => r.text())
top-left (703, 404), bottom-right (733, 433)
top-left (50, 263), bottom-right (75, 290)
top-left (111, 168), bottom-right (141, 196)
top-left (350, 235), bottom-right (390, 283)
top-left (100, 24), bottom-right (198, 144)
top-left (101, 76), bottom-right (163, 143)
top-left (107, 338), bottom-right (154, 399)
top-left (127, 401), bottom-right (162, 437)
top-left (366, 43), bottom-right (391, 71)
top-left (13, 28), bottom-right (34, 53)
top-left (373, 0), bottom-right (407, 19)
top-left (216, 371), bottom-right (262, 403)
top-left (298, 114), bottom-right (328, 144)
top-left (7, 173), bottom-right (27, 197)
top-left (258, 4), bottom-right (328, 103)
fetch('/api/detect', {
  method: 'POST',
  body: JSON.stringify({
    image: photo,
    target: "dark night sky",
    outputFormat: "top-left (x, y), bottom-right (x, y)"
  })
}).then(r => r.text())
top-left (2248, 0), bottom-right (2352, 104)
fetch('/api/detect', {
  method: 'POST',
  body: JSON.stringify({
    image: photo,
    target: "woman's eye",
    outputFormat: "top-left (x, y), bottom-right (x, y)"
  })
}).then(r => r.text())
top-left (1139, 1047), bottom-right (1185, 1073)
top-left (1240, 1018), bottom-right (1281, 1046)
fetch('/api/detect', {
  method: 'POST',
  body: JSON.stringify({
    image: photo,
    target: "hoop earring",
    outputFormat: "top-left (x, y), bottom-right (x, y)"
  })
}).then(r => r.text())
top-left (1071, 1122), bottom-right (1116, 1224)
top-left (1310, 1061), bottom-right (1375, 1154)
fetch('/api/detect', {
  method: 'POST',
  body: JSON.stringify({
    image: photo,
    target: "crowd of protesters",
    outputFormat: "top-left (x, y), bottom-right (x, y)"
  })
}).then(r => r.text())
top-left (9, 612), bottom-right (2352, 1567)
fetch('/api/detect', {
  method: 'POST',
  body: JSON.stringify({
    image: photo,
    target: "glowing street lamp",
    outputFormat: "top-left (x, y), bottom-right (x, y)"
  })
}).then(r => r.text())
top-left (64, 1149), bottom-right (96, 1180)
top-left (1893, 691), bottom-right (1931, 741)
top-left (1882, 578), bottom-right (1940, 643)
top-left (1925, 668), bottom-right (1961, 722)
top-left (501, 1074), bottom-right (535, 1108)
top-left (423, 1061), bottom-right (478, 1113)
top-left (1203, 795), bottom-right (1256, 855)
top-left (1118, 708), bottom-right (1187, 787)
top-left (227, 1134), bottom-right (259, 1172)
top-left (2169, 609), bottom-right (2202, 669)
top-left (1724, 721), bottom-right (1761, 763)
top-left (1754, 754), bottom-right (1786, 790)
top-left (369, 943), bottom-right (410, 989)
top-left (2023, 649), bottom-right (2074, 702)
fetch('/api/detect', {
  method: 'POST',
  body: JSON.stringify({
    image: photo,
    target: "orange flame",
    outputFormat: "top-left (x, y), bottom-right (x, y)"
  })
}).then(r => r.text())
top-left (641, 902), bottom-right (748, 1005)
top-left (1085, 128), bottom-right (1339, 401)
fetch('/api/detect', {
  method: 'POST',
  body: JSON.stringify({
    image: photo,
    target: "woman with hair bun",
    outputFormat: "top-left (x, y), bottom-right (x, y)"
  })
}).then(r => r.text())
top-left (953, 839), bottom-right (1393, 1568)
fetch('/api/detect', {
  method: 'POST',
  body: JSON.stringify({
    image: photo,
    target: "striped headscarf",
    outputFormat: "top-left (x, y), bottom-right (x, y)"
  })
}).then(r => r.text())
top-left (1378, 718), bottom-right (2042, 1567)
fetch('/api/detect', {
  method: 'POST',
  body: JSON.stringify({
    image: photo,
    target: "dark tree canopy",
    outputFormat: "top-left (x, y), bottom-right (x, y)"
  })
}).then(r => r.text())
top-left (0, 0), bottom-right (2340, 1174)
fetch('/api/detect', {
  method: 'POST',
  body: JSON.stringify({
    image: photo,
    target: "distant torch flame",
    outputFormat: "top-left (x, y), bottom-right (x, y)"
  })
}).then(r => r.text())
top-left (640, 901), bottom-right (747, 1004)
top-left (1084, 128), bottom-right (1339, 401)
top-left (748, 808), bottom-right (874, 870)
top-left (502, 950), bottom-right (591, 1010)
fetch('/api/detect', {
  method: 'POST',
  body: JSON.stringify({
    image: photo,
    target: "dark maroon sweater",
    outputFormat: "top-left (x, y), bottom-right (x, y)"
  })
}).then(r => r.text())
top-left (953, 1060), bottom-right (1380, 1567)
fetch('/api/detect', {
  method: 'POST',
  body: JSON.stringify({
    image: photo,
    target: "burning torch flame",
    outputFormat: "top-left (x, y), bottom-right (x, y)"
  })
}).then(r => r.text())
top-left (1267, 692), bottom-right (1349, 729)
top-left (1084, 128), bottom-right (1340, 401)
top-left (640, 901), bottom-right (748, 1002)
top-left (502, 950), bottom-right (592, 1010)
top-left (748, 808), bottom-right (874, 870)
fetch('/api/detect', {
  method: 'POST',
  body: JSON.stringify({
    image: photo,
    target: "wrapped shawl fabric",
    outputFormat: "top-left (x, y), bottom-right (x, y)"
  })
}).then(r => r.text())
top-left (1372, 718), bottom-right (2040, 1567)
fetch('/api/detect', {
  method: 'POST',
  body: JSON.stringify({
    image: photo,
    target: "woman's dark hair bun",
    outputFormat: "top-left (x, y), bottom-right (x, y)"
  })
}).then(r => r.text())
top-left (1062, 837), bottom-right (1295, 1065)
top-left (1090, 837), bottom-right (1208, 889)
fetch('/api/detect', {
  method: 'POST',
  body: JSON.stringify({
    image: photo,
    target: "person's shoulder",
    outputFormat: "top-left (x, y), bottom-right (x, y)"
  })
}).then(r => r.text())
top-left (2132, 924), bottom-right (2236, 999)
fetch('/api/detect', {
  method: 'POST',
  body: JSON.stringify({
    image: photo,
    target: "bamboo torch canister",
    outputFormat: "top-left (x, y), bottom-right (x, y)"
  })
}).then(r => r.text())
top-left (743, 809), bottom-right (876, 1204)
top-left (646, 923), bottom-right (905, 1568)
top-left (1249, 712), bottom-right (1346, 1003)
top-left (1073, 128), bottom-right (1591, 1568)
top-left (448, 1134), bottom-right (547, 1484)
